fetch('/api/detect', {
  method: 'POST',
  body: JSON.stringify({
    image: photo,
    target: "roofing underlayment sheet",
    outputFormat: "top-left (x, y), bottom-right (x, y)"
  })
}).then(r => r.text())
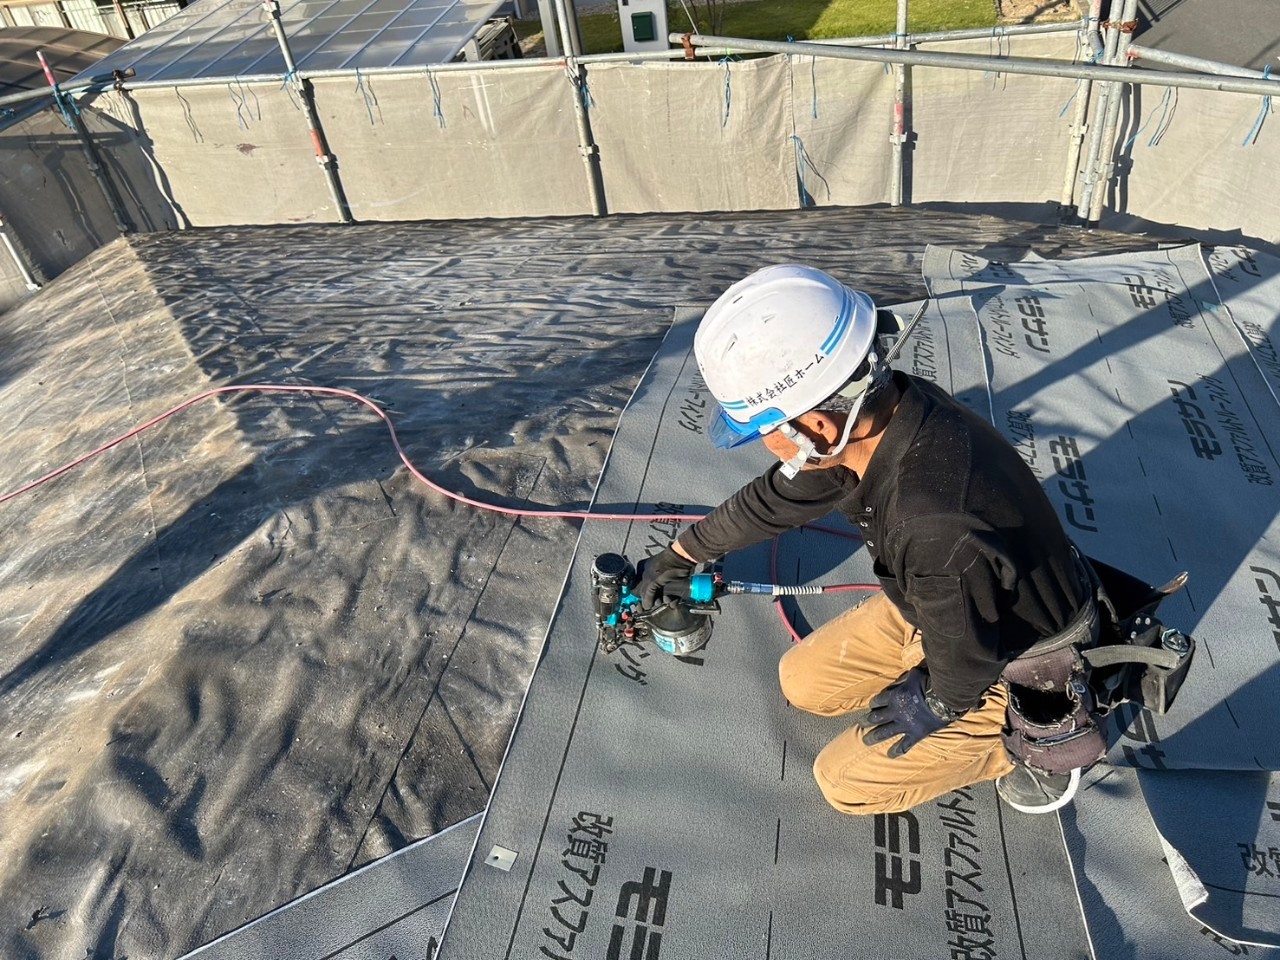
top-left (438, 246), bottom-right (1280, 959)
top-left (921, 243), bottom-right (1280, 949)
top-left (181, 813), bottom-right (479, 960)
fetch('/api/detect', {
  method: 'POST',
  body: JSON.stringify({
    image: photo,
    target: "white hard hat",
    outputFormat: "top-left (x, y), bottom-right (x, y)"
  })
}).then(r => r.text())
top-left (695, 265), bottom-right (881, 459)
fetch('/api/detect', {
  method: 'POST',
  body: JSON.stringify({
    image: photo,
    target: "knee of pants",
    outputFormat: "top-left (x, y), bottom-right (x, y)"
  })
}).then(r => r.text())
top-left (812, 751), bottom-right (900, 815)
top-left (778, 643), bottom-right (832, 714)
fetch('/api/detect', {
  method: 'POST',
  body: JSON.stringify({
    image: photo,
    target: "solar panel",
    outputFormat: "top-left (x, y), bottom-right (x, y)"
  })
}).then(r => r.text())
top-left (69, 0), bottom-right (505, 85)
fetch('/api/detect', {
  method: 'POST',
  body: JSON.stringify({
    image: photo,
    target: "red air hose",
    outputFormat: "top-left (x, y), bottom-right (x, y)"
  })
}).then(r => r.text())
top-left (0, 385), bottom-right (689, 521)
top-left (770, 534), bottom-right (881, 642)
top-left (0, 383), bottom-right (881, 633)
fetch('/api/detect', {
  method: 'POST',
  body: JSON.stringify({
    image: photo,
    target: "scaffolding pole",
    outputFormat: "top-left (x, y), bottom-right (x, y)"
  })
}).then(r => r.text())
top-left (1059, 0), bottom-right (1102, 218)
top-left (552, 0), bottom-right (606, 215)
top-left (0, 212), bottom-right (43, 292)
top-left (669, 33), bottom-right (1280, 94)
top-left (0, 21), bottom-right (1121, 108)
top-left (561, 0), bottom-right (584, 58)
top-left (1128, 44), bottom-right (1269, 80)
top-left (1085, 0), bottom-right (1139, 223)
top-left (1073, 10), bottom-right (1122, 221)
top-left (813, 20), bottom-right (1080, 45)
top-left (536, 0), bottom-right (561, 58)
top-left (263, 0), bottom-right (353, 224)
top-left (889, 0), bottom-right (909, 207)
top-left (35, 50), bottom-right (133, 235)
top-left (111, 0), bottom-right (136, 39)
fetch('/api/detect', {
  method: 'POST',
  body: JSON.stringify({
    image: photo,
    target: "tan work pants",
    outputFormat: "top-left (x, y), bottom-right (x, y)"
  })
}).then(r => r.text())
top-left (778, 593), bottom-right (1015, 815)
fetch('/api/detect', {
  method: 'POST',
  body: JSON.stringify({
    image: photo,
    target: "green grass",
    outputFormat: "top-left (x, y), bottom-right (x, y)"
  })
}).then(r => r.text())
top-left (516, 0), bottom-right (998, 55)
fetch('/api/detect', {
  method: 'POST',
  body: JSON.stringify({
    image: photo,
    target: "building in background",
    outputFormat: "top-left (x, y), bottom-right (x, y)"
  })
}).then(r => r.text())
top-left (0, 0), bottom-right (186, 41)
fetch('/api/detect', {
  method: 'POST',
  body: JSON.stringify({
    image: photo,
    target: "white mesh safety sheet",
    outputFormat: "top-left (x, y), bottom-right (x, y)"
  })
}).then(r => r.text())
top-left (910, 34), bottom-right (1080, 206)
top-left (586, 57), bottom-right (797, 216)
top-left (1100, 84), bottom-right (1280, 248)
top-left (312, 67), bottom-right (593, 221)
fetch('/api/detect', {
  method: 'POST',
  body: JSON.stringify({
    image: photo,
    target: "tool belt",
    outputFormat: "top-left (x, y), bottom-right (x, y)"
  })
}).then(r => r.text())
top-left (999, 550), bottom-right (1196, 776)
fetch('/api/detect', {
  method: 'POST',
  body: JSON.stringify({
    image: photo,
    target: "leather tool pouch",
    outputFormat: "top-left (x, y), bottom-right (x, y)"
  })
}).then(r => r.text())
top-left (1079, 556), bottom-right (1196, 716)
top-left (1001, 584), bottom-right (1106, 776)
top-left (1000, 554), bottom-right (1196, 776)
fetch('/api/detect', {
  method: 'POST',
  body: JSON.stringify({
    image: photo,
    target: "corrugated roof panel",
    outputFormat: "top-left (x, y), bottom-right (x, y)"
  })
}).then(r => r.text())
top-left (0, 26), bottom-right (124, 93)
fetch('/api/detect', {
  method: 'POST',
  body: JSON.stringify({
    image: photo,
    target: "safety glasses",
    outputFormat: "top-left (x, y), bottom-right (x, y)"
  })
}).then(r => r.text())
top-left (708, 405), bottom-right (787, 449)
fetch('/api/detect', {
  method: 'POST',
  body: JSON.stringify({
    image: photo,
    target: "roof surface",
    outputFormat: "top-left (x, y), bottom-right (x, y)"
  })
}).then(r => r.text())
top-left (0, 26), bottom-right (122, 94)
top-left (0, 208), bottom-right (1206, 960)
top-left (1135, 0), bottom-right (1278, 71)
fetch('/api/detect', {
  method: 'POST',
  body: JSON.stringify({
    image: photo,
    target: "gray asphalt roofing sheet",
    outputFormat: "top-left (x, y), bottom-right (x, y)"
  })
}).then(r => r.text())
top-left (181, 813), bottom-right (480, 960)
top-left (437, 244), bottom-right (1280, 959)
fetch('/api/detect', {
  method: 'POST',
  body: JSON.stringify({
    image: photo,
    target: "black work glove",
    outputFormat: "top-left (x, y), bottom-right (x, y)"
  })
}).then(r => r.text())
top-left (635, 546), bottom-right (697, 609)
top-left (861, 667), bottom-right (962, 758)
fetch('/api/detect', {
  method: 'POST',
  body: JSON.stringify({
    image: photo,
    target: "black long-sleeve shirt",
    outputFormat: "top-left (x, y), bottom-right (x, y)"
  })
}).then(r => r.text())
top-left (678, 372), bottom-right (1085, 712)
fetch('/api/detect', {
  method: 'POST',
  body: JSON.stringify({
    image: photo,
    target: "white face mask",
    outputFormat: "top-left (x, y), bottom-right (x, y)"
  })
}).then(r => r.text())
top-left (774, 385), bottom-right (871, 479)
top-left (775, 423), bottom-right (816, 479)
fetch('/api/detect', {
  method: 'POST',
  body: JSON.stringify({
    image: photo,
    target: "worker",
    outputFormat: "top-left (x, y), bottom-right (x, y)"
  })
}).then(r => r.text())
top-left (636, 264), bottom-right (1103, 816)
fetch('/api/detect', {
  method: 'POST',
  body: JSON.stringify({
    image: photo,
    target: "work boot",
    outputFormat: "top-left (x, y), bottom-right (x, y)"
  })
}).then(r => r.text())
top-left (995, 765), bottom-right (1080, 814)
